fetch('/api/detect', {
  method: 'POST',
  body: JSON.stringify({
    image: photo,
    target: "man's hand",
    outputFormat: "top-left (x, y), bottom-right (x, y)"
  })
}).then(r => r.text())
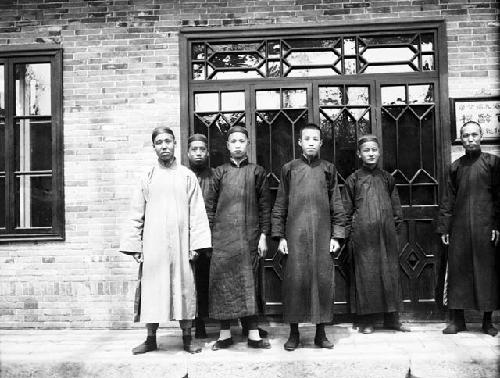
top-left (492, 229), bottom-right (499, 247)
top-left (441, 234), bottom-right (449, 246)
top-left (189, 250), bottom-right (199, 261)
top-left (330, 238), bottom-right (340, 255)
top-left (132, 253), bottom-right (143, 263)
top-left (277, 238), bottom-right (288, 255)
top-left (258, 233), bottom-right (268, 258)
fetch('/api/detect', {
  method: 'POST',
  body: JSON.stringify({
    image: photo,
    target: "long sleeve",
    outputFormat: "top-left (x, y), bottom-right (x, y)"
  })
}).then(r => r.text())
top-left (256, 166), bottom-right (271, 235)
top-left (491, 155), bottom-right (500, 230)
top-left (204, 165), bottom-right (223, 230)
top-left (119, 177), bottom-right (146, 254)
top-left (341, 174), bottom-right (356, 239)
top-left (388, 174), bottom-right (403, 232)
top-left (188, 173), bottom-right (212, 251)
top-left (328, 165), bottom-right (346, 239)
top-left (271, 164), bottom-right (290, 239)
top-left (437, 164), bottom-right (457, 234)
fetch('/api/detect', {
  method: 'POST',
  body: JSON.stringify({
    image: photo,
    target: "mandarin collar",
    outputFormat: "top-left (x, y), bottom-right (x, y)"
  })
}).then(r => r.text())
top-left (158, 157), bottom-right (177, 169)
top-left (301, 154), bottom-right (320, 165)
top-left (230, 156), bottom-right (249, 168)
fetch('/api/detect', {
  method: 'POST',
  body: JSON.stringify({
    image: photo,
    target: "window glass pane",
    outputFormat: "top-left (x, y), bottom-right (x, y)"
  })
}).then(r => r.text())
top-left (256, 90), bottom-right (280, 110)
top-left (15, 63), bottom-right (51, 116)
top-left (382, 86), bottom-right (406, 105)
top-left (364, 64), bottom-right (414, 73)
top-left (15, 175), bottom-right (52, 228)
top-left (346, 87), bottom-right (369, 105)
top-left (15, 119), bottom-right (52, 171)
top-left (287, 67), bottom-right (339, 77)
top-left (210, 52), bottom-right (262, 68)
top-left (286, 51), bottom-right (336, 65)
top-left (267, 61), bottom-right (281, 77)
top-left (345, 59), bottom-right (356, 75)
top-left (212, 70), bottom-right (263, 80)
top-left (267, 40), bottom-right (281, 59)
top-left (210, 42), bottom-right (261, 52)
top-left (361, 35), bottom-right (413, 45)
top-left (220, 91), bottom-right (245, 111)
top-left (343, 38), bottom-right (356, 55)
top-left (363, 47), bottom-right (415, 63)
top-left (422, 54), bottom-right (434, 71)
top-left (0, 65), bottom-right (4, 116)
top-left (421, 34), bottom-right (434, 52)
top-left (192, 64), bottom-right (205, 80)
top-left (195, 92), bottom-right (219, 112)
top-left (192, 43), bottom-right (205, 60)
top-left (283, 89), bottom-right (306, 108)
top-left (409, 84), bottom-right (434, 104)
top-left (284, 39), bottom-right (337, 49)
top-left (319, 87), bottom-right (342, 106)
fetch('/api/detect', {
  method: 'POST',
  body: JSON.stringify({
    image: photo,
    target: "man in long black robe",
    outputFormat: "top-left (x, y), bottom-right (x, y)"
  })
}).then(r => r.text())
top-left (272, 123), bottom-right (346, 350)
top-left (206, 126), bottom-right (272, 350)
top-left (437, 121), bottom-right (500, 336)
top-left (187, 134), bottom-right (215, 339)
top-left (342, 135), bottom-right (409, 334)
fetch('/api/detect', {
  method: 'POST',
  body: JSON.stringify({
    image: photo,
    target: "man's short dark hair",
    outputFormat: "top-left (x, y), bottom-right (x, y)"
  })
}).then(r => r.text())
top-left (299, 123), bottom-right (322, 139)
top-left (152, 126), bottom-right (175, 143)
top-left (460, 121), bottom-right (482, 137)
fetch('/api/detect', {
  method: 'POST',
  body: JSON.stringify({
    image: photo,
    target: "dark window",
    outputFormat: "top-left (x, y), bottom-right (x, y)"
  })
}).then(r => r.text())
top-left (0, 47), bottom-right (64, 241)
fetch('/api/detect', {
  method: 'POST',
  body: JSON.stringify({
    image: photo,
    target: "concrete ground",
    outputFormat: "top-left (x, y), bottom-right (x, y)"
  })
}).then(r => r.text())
top-left (0, 323), bottom-right (498, 378)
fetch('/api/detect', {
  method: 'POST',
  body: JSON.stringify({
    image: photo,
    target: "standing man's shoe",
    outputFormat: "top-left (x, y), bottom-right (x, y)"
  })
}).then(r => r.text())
top-left (442, 323), bottom-right (467, 334)
top-left (482, 323), bottom-right (498, 337)
top-left (132, 336), bottom-right (158, 355)
top-left (183, 335), bottom-right (202, 353)
top-left (284, 333), bottom-right (300, 351)
top-left (314, 337), bottom-right (334, 349)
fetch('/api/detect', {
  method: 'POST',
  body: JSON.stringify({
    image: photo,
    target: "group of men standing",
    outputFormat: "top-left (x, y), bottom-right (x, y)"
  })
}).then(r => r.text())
top-left (119, 119), bottom-right (499, 355)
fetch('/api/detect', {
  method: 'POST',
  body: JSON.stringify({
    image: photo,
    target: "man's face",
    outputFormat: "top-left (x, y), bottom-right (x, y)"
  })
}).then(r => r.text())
top-left (461, 123), bottom-right (482, 152)
top-left (358, 141), bottom-right (380, 167)
top-left (227, 131), bottom-right (249, 159)
top-left (298, 128), bottom-right (322, 157)
top-left (187, 140), bottom-right (208, 166)
top-left (153, 132), bottom-right (176, 162)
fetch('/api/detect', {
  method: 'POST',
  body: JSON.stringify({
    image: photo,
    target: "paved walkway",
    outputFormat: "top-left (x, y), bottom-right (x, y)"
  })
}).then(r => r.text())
top-left (0, 323), bottom-right (498, 378)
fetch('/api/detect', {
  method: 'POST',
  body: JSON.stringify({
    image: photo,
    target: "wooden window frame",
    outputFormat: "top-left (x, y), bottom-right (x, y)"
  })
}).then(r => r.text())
top-left (0, 45), bottom-right (64, 242)
top-left (179, 19), bottom-right (450, 180)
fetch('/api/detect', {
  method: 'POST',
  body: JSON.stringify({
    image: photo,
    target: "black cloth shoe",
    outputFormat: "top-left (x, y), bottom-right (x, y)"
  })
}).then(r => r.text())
top-left (247, 338), bottom-right (271, 349)
top-left (359, 325), bottom-right (374, 334)
top-left (182, 335), bottom-right (202, 354)
top-left (242, 327), bottom-right (268, 338)
top-left (132, 336), bottom-right (157, 355)
top-left (314, 337), bottom-right (334, 349)
top-left (442, 322), bottom-right (467, 334)
top-left (482, 323), bottom-right (498, 337)
top-left (284, 333), bottom-right (300, 351)
top-left (383, 322), bottom-right (411, 332)
top-left (212, 337), bottom-right (234, 351)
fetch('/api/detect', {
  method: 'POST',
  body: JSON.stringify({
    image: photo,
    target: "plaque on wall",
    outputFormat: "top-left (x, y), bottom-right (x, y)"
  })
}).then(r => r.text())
top-left (450, 96), bottom-right (500, 144)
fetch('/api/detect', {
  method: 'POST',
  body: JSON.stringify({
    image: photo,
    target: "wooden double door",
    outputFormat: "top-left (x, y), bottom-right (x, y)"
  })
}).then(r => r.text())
top-left (193, 77), bottom-right (445, 318)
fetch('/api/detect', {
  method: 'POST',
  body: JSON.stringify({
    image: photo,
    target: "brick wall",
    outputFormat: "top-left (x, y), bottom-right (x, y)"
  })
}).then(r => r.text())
top-left (0, 0), bottom-right (498, 328)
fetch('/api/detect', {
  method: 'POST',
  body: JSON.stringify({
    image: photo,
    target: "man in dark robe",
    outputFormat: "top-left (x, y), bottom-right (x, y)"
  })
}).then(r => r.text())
top-left (342, 135), bottom-right (409, 334)
top-left (187, 133), bottom-right (215, 339)
top-left (437, 121), bottom-right (500, 336)
top-left (271, 123), bottom-right (346, 351)
top-left (206, 126), bottom-right (272, 350)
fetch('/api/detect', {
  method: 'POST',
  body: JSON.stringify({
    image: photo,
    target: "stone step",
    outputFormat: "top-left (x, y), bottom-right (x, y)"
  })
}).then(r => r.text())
top-left (0, 323), bottom-right (498, 378)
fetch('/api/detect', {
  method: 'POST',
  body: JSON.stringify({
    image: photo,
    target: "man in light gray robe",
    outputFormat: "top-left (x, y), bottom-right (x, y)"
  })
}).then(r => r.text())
top-left (120, 126), bottom-right (211, 354)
